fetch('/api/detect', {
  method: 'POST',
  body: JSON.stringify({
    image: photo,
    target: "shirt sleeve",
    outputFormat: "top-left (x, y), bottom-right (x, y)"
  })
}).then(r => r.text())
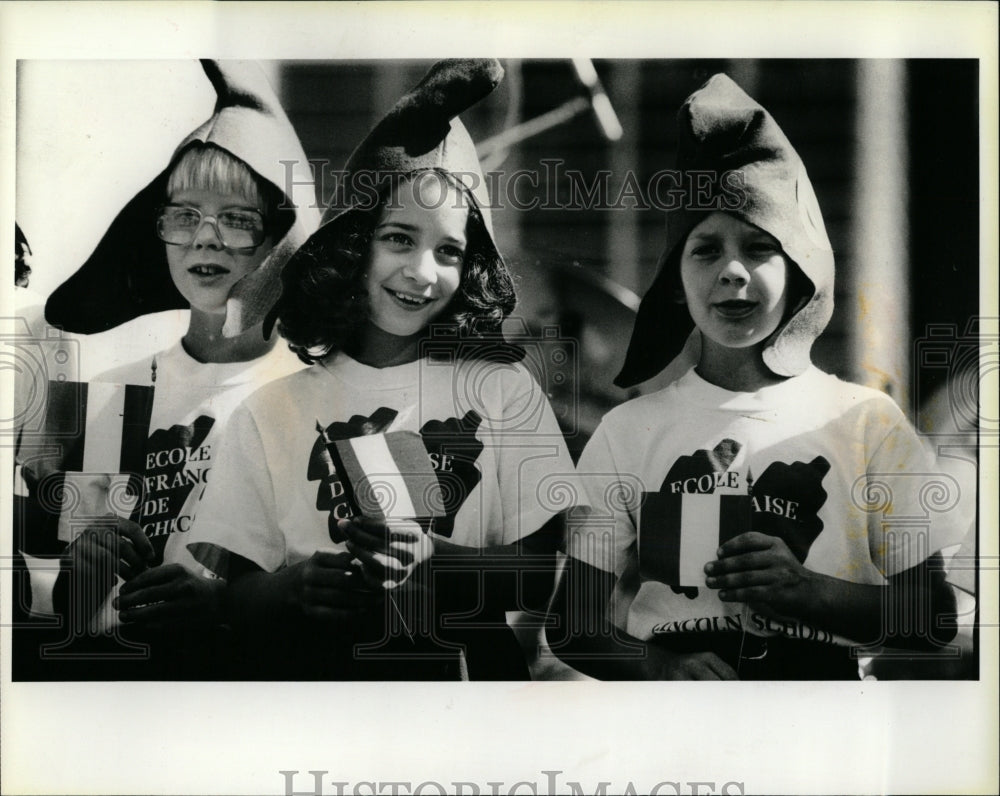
top-left (491, 367), bottom-right (580, 544)
top-left (864, 405), bottom-right (973, 577)
top-left (566, 419), bottom-right (639, 576)
top-left (184, 403), bottom-right (286, 576)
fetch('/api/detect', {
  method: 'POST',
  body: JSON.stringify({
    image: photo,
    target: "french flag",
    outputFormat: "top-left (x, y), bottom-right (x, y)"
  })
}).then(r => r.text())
top-left (16, 380), bottom-right (153, 617)
top-left (47, 381), bottom-right (153, 473)
top-left (329, 428), bottom-right (445, 522)
top-left (639, 491), bottom-right (751, 587)
top-left (41, 380), bottom-right (155, 540)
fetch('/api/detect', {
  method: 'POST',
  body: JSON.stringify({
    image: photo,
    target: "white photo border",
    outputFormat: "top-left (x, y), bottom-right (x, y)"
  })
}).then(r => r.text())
top-left (2, 3), bottom-right (997, 795)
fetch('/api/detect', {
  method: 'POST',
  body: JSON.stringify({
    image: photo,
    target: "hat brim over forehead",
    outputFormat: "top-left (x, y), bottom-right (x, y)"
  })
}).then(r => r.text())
top-left (45, 60), bottom-right (320, 337)
top-left (614, 73), bottom-right (835, 388)
top-left (279, 59), bottom-right (505, 282)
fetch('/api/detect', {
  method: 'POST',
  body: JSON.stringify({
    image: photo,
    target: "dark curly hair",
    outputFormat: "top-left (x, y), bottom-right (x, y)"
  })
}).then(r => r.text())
top-left (275, 169), bottom-right (518, 365)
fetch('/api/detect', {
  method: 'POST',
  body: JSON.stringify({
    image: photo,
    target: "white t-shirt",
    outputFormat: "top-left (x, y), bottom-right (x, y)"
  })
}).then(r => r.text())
top-left (37, 340), bottom-right (302, 628)
top-left (569, 366), bottom-right (970, 646)
top-left (93, 340), bottom-right (304, 569)
top-left (187, 352), bottom-right (575, 573)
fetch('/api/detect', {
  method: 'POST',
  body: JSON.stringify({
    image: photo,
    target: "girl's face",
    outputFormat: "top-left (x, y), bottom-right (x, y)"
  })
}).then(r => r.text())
top-left (164, 188), bottom-right (272, 316)
top-left (680, 211), bottom-right (789, 352)
top-left (365, 174), bottom-right (468, 338)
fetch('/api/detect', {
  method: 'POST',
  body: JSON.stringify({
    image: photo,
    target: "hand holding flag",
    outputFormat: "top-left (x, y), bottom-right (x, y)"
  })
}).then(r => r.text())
top-left (703, 455), bottom-right (831, 621)
top-left (58, 516), bottom-right (155, 619)
top-left (291, 549), bottom-right (385, 625)
top-left (115, 563), bottom-right (225, 629)
top-left (704, 531), bottom-right (815, 622)
top-left (340, 516), bottom-right (436, 590)
top-left (329, 429), bottom-right (444, 590)
top-left (639, 438), bottom-right (746, 588)
top-left (64, 516), bottom-right (155, 577)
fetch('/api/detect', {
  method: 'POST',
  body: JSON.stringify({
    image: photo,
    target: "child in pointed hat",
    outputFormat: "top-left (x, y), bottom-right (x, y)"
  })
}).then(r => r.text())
top-left (184, 59), bottom-right (576, 679)
top-left (549, 74), bottom-right (966, 680)
top-left (23, 61), bottom-right (319, 677)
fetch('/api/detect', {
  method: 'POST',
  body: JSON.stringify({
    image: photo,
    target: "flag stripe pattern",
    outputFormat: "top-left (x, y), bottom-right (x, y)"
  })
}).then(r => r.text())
top-left (338, 433), bottom-right (418, 519)
top-left (640, 492), bottom-right (751, 587)
top-left (334, 430), bottom-right (445, 521)
top-left (82, 382), bottom-right (124, 473)
top-left (41, 380), bottom-right (155, 542)
top-left (679, 494), bottom-right (722, 586)
top-left (121, 384), bottom-right (155, 474)
top-left (47, 381), bottom-right (87, 472)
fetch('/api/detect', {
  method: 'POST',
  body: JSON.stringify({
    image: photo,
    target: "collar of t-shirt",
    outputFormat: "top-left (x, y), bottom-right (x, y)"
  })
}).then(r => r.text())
top-left (676, 365), bottom-right (823, 413)
top-left (155, 339), bottom-right (302, 390)
top-left (320, 351), bottom-right (423, 391)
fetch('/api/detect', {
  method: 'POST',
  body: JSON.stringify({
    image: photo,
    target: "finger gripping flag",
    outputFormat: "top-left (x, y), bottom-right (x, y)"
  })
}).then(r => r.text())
top-left (332, 431), bottom-right (446, 521)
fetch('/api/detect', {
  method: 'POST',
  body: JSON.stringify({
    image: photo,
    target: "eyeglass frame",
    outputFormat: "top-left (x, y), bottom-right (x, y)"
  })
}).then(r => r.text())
top-left (155, 204), bottom-right (269, 252)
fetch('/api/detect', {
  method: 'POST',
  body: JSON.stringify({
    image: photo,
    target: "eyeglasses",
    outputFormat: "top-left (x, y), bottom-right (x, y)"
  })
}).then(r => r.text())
top-left (156, 205), bottom-right (266, 250)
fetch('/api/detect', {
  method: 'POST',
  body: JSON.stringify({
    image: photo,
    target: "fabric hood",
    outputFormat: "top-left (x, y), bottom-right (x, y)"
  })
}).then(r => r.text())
top-left (615, 73), bottom-right (835, 388)
top-left (46, 59), bottom-right (320, 337)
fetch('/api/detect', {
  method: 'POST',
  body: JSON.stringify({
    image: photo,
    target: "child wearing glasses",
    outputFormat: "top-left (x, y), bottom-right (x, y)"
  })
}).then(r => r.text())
top-left (30, 61), bottom-right (319, 678)
top-left (548, 74), bottom-right (966, 680)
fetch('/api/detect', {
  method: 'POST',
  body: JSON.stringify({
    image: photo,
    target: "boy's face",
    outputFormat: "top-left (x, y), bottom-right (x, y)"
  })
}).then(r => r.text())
top-left (365, 173), bottom-right (468, 338)
top-left (163, 188), bottom-right (272, 316)
top-left (679, 211), bottom-right (789, 352)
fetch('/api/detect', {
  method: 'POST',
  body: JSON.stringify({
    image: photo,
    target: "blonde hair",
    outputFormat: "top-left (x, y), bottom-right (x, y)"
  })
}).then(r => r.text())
top-left (166, 145), bottom-right (270, 216)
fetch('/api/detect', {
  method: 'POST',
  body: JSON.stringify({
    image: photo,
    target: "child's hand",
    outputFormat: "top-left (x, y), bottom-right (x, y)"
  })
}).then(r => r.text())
top-left (644, 645), bottom-right (739, 680)
top-left (340, 517), bottom-right (435, 590)
top-left (704, 531), bottom-right (815, 620)
top-left (116, 564), bottom-right (224, 628)
top-left (291, 550), bottom-right (383, 624)
top-left (58, 516), bottom-right (156, 620)
top-left (65, 516), bottom-right (155, 585)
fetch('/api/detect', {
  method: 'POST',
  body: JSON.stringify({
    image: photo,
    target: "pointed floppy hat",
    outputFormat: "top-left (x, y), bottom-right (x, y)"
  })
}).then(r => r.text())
top-left (278, 58), bottom-right (505, 274)
top-left (341, 58), bottom-right (502, 226)
top-left (614, 73), bottom-right (835, 388)
top-left (45, 60), bottom-right (320, 337)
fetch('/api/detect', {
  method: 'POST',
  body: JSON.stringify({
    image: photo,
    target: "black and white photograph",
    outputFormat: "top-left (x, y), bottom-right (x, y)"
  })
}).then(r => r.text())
top-left (2, 3), bottom-right (997, 795)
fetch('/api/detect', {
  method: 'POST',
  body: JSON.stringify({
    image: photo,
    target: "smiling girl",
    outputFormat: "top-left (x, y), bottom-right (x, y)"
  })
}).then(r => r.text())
top-left (185, 60), bottom-right (575, 680)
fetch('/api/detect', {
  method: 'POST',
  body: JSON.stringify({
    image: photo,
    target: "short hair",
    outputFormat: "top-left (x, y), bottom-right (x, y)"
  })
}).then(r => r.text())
top-left (166, 144), bottom-right (290, 238)
top-left (275, 169), bottom-right (517, 364)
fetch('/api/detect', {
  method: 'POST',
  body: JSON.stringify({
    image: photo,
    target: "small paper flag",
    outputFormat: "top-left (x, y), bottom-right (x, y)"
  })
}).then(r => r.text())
top-left (332, 431), bottom-right (445, 521)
